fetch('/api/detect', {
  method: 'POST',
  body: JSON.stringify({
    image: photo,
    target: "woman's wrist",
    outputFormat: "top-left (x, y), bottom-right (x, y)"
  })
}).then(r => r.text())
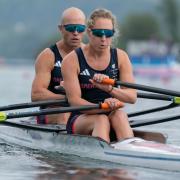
top-left (108, 86), bottom-right (114, 93)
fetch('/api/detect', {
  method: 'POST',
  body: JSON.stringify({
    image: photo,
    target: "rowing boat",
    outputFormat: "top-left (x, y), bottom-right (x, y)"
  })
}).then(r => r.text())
top-left (0, 118), bottom-right (180, 172)
top-left (1, 80), bottom-right (180, 171)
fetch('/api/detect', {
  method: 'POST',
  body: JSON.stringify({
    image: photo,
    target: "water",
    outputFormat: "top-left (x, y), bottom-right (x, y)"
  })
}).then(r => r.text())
top-left (0, 65), bottom-right (180, 180)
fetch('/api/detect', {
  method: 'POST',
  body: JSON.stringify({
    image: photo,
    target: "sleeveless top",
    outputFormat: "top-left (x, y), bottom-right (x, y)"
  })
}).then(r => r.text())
top-left (37, 44), bottom-right (63, 124)
top-left (48, 44), bottom-right (63, 94)
top-left (75, 47), bottom-right (119, 103)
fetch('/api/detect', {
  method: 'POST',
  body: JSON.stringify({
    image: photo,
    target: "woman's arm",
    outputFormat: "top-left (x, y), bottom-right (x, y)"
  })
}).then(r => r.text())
top-left (109, 49), bottom-right (137, 104)
top-left (61, 51), bottom-right (122, 113)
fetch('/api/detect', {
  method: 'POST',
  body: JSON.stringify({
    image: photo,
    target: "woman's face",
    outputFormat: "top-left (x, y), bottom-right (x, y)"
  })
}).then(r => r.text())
top-left (88, 18), bottom-right (114, 51)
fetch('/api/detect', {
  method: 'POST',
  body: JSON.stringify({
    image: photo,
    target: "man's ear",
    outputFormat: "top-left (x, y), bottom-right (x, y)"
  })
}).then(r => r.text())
top-left (58, 25), bottom-right (63, 32)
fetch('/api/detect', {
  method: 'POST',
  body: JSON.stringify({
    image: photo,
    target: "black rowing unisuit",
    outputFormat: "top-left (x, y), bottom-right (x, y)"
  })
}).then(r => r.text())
top-left (76, 47), bottom-right (119, 103)
top-left (48, 44), bottom-right (63, 94)
top-left (37, 44), bottom-right (63, 124)
top-left (66, 47), bottom-right (120, 133)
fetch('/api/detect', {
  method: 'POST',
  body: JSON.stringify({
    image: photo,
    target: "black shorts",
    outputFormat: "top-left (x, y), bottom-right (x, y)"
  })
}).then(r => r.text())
top-left (36, 115), bottom-right (48, 124)
top-left (66, 114), bottom-right (81, 134)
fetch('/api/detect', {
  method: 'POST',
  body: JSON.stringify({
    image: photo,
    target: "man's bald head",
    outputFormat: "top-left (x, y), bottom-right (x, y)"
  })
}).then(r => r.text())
top-left (60, 7), bottom-right (86, 25)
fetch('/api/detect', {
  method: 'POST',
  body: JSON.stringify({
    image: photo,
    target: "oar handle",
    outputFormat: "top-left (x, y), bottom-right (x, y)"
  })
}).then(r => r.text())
top-left (100, 102), bottom-right (124, 110)
top-left (101, 78), bottom-right (116, 86)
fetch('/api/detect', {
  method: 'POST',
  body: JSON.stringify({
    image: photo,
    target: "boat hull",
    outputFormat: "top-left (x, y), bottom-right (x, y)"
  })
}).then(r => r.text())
top-left (0, 120), bottom-right (180, 171)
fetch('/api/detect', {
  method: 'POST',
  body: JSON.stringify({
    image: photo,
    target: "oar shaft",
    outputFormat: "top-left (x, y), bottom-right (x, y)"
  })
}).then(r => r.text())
top-left (130, 114), bottom-right (180, 127)
top-left (0, 102), bottom-right (124, 121)
top-left (101, 78), bottom-right (180, 97)
top-left (128, 103), bottom-right (178, 117)
top-left (0, 99), bottom-right (68, 111)
top-left (116, 81), bottom-right (180, 97)
top-left (6, 105), bottom-right (100, 119)
top-left (137, 92), bottom-right (173, 101)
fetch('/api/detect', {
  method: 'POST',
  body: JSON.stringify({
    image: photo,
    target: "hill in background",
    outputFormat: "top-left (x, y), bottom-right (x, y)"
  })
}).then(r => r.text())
top-left (0, 0), bottom-right (169, 60)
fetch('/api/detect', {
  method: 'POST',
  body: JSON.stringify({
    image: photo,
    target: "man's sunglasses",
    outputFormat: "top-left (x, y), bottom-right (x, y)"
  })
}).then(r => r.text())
top-left (63, 24), bottom-right (86, 33)
top-left (91, 29), bottom-right (115, 38)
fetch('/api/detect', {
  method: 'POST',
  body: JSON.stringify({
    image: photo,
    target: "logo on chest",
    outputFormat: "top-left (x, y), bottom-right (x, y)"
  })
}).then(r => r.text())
top-left (111, 64), bottom-right (118, 79)
top-left (54, 60), bottom-right (62, 67)
top-left (80, 69), bottom-right (91, 76)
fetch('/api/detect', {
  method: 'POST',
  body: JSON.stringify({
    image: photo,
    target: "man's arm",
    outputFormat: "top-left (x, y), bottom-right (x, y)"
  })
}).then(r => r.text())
top-left (31, 48), bottom-right (65, 101)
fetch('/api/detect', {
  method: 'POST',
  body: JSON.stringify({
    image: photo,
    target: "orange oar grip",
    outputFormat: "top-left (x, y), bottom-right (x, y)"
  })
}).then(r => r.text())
top-left (100, 101), bottom-right (124, 110)
top-left (101, 78), bottom-right (115, 85)
top-left (100, 102), bottom-right (110, 110)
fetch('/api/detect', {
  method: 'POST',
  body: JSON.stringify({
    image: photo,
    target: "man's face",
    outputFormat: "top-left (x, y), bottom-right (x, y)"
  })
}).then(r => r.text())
top-left (60, 16), bottom-right (86, 48)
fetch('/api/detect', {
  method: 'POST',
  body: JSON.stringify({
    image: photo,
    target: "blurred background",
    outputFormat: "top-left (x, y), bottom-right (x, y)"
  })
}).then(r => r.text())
top-left (0, 0), bottom-right (180, 95)
top-left (0, 0), bottom-right (180, 81)
top-left (0, 1), bottom-right (179, 59)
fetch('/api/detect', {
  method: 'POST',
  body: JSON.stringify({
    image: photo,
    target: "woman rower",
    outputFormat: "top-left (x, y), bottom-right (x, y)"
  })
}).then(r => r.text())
top-left (62, 8), bottom-right (137, 143)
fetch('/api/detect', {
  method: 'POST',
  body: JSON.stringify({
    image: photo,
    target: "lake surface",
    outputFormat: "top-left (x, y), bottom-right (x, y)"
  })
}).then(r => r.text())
top-left (0, 65), bottom-right (180, 180)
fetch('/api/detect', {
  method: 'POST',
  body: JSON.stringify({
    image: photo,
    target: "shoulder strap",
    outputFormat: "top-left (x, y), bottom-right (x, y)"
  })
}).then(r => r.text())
top-left (75, 47), bottom-right (86, 67)
top-left (49, 44), bottom-right (63, 62)
top-left (110, 48), bottom-right (119, 67)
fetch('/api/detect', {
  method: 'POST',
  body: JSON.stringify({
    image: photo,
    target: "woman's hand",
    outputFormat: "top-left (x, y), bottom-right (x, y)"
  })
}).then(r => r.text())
top-left (89, 73), bottom-right (113, 93)
top-left (104, 98), bottom-right (123, 110)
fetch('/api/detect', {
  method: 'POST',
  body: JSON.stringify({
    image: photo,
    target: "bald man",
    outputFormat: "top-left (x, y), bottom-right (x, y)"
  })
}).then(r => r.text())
top-left (31, 7), bottom-right (86, 124)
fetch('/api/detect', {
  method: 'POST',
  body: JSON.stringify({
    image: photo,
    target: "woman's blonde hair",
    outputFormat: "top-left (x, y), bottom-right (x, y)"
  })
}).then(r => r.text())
top-left (87, 8), bottom-right (116, 29)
